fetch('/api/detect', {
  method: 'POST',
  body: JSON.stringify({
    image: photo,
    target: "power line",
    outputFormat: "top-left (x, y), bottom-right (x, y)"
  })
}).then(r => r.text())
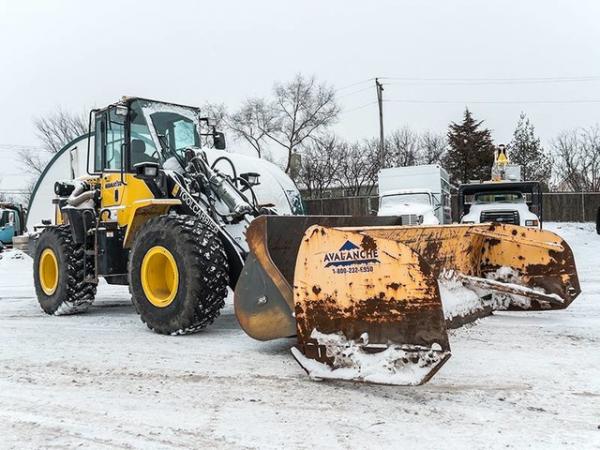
top-left (335, 78), bottom-right (375, 92)
top-left (384, 99), bottom-right (600, 105)
top-left (339, 101), bottom-right (378, 114)
top-left (382, 79), bottom-right (600, 87)
top-left (337, 85), bottom-right (373, 99)
top-left (378, 75), bottom-right (600, 84)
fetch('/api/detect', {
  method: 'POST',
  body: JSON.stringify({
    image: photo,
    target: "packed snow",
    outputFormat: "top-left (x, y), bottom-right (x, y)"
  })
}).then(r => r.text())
top-left (291, 330), bottom-right (449, 386)
top-left (0, 223), bottom-right (599, 449)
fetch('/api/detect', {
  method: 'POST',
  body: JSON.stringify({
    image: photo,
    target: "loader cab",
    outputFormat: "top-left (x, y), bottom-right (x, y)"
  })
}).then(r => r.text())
top-left (90, 98), bottom-right (226, 210)
top-left (91, 97), bottom-right (225, 178)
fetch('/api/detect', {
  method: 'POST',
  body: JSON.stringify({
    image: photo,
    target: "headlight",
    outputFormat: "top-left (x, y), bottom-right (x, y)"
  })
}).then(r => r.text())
top-left (525, 220), bottom-right (539, 227)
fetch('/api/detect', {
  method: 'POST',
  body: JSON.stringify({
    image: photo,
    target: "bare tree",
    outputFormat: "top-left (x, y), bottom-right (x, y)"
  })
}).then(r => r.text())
top-left (17, 179), bottom-right (37, 206)
top-left (385, 127), bottom-right (421, 167)
top-left (16, 107), bottom-right (87, 202)
top-left (17, 148), bottom-right (47, 175)
top-left (419, 131), bottom-right (447, 164)
top-left (297, 135), bottom-right (346, 199)
top-left (552, 126), bottom-right (600, 191)
top-left (35, 107), bottom-right (87, 154)
top-left (201, 102), bottom-right (228, 130)
top-left (338, 139), bottom-right (380, 196)
top-left (257, 74), bottom-right (340, 173)
top-left (227, 99), bottom-right (275, 158)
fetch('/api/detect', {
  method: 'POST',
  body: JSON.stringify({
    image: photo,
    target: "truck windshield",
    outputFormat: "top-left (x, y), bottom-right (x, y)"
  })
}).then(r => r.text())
top-left (380, 193), bottom-right (431, 207)
top-left (474, 192), bottom-right (524, 203)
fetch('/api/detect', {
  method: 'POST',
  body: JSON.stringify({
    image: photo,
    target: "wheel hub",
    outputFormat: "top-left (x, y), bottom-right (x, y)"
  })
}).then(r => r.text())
top-left (141, 246), bottom-right (179, 307)
top-left (39, 248), bottom-right (59, 295)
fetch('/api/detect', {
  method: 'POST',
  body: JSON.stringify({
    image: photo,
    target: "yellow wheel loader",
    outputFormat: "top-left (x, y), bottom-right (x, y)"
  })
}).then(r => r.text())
top-left (32, 97), bottom-right (581, 386)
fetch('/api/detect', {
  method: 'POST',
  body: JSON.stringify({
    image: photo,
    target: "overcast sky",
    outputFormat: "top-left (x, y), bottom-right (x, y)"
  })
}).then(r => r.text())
top-left (1, 0), bottom-right (599, 192)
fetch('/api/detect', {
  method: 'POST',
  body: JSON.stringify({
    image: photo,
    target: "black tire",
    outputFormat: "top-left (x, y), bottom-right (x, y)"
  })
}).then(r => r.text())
top-left (128, 215), bottom-right (229, 335)
top-left (596, 206), bottom-right (600, 235)
top-left (33, 226), bottom-right (96, 315)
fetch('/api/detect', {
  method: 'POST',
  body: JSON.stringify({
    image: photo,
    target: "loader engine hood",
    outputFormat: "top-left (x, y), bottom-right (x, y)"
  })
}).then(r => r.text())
top-left (166, 149), bottom-right (303, 215)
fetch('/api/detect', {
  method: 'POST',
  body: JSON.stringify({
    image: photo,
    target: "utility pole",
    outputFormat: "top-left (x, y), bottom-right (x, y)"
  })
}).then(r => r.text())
top-left (375, 78), bottom-right (385, 167)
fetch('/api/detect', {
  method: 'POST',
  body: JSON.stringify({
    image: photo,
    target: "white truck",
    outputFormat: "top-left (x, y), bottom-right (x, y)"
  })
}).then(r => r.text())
top-left (458, 181), bottom-right (543, 228)
top-left (458, 146), bottom-right (543, 228)
top-left (377, 164), bottom-right (451, 224)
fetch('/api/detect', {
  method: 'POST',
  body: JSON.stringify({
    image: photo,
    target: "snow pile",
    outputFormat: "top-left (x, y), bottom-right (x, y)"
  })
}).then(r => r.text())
top-left (438, 273), bottom-right (487, 321)
top-left (291, 329), bottom-right (449, 386)
top-left (0, 249), bottom-right (28, 265)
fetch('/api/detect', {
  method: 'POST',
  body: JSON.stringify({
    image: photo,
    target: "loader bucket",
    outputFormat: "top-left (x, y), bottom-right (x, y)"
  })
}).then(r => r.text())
top-left (234, 216), bottom-right (404, 341)
top-left (234, 217), bottom-right (580, 386)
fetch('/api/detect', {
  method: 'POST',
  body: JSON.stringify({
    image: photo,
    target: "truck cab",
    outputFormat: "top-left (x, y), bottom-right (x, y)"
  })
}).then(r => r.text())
top-left (377, 165), bottom-right (451, 225)
top-left (459, 181), bottom-right (542, 228)
top-left (0, 204), bottom-right (25, 244)
top-left (379, 189), bottom-right (439, 225)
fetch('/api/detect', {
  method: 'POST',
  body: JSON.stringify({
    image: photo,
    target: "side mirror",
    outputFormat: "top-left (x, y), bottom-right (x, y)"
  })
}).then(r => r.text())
top-left (134, 161), bottom-right (160, 179)
top-left (214, 132), bottom-right (226, 150)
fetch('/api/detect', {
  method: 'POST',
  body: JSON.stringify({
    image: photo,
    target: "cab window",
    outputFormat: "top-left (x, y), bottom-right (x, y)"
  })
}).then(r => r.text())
top-left (129, 100), bottom-right (159, 167)
top-left (105, 109), bottom-right (125, 171)
top-left (94, 117), bottom-right (104, 172)
top-left (150, 111), bottom-right (199, 161)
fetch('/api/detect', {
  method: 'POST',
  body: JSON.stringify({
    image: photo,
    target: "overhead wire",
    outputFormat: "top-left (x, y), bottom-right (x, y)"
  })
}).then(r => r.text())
top-left (377, 75), bottom-right (600, 84)
top-left (384, 99), bottom-right (600, 105)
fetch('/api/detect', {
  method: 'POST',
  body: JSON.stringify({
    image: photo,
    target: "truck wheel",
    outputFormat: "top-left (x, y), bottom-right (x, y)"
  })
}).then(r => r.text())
top-left (33, 226), bottom-right (97, 315)
top-left (129, 215), bottom-right (229, 335)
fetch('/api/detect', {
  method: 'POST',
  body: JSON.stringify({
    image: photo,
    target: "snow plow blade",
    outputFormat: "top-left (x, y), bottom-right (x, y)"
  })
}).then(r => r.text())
top-left (234, 217), bottom-right (580, 386)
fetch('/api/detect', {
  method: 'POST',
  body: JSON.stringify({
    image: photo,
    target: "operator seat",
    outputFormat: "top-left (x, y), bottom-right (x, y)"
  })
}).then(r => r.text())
top-left (131, 139), bottom-right (157, 165)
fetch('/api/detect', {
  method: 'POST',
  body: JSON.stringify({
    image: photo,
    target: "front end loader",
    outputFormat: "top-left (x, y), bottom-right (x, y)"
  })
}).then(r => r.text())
top-left (32, 97), bottom-right (581, 387)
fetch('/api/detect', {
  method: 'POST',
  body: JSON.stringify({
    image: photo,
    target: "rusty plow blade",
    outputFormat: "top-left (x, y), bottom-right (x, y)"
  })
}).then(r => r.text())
top-left (291, 226), bottom-right (451, 386)
top-left (356, 223), bottom-right (581, 311)
top-left (234, 217), bottom-right (581, 386)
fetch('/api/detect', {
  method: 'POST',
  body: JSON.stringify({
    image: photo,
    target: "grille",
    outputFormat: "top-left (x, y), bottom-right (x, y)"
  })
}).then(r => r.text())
top-left (400, 214), bottom-right (422, 225)
top-left (480, 210), bottom-right (520, 225)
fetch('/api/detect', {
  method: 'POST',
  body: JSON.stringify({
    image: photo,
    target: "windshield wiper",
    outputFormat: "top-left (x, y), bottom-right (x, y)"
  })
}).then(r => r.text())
top-left (156, 133), bottom-right (186, 169)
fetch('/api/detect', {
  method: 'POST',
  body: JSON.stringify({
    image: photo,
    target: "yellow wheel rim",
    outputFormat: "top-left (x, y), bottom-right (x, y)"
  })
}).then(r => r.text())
top-left (39, 248), bottom-right (59, 295)
top-left (141, 246), bottom-right (179, 308)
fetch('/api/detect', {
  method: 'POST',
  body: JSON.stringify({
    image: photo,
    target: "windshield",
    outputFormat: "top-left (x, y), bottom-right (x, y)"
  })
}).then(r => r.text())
top-left (0, 210), bottom-right (12, 227)
top-left (474, 192), bottom-right (524, 203)
top-left (138, 101), bottom-right (201, 162)
top-left (380, 193), bottom-right (431, 208)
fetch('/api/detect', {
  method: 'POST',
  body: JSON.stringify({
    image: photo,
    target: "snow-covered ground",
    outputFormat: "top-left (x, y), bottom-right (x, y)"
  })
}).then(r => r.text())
top-left (0, 223), bottom-right (598, 449)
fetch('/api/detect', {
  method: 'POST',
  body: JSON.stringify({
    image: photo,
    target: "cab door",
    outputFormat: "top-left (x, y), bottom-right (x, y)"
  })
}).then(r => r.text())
top-left (96, 108), bottom-right (126, 208)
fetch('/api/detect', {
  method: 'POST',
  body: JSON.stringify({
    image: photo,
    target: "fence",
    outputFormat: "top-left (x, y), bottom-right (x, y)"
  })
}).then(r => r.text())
top-left (303, 192), bottom-right (600, 222)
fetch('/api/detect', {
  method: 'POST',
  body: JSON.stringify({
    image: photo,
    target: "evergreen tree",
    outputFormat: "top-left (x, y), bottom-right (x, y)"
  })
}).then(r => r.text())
top-left (443, 108), bottom-right (495, 184)
top-left (507, 112), bottom-right (551, 183)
